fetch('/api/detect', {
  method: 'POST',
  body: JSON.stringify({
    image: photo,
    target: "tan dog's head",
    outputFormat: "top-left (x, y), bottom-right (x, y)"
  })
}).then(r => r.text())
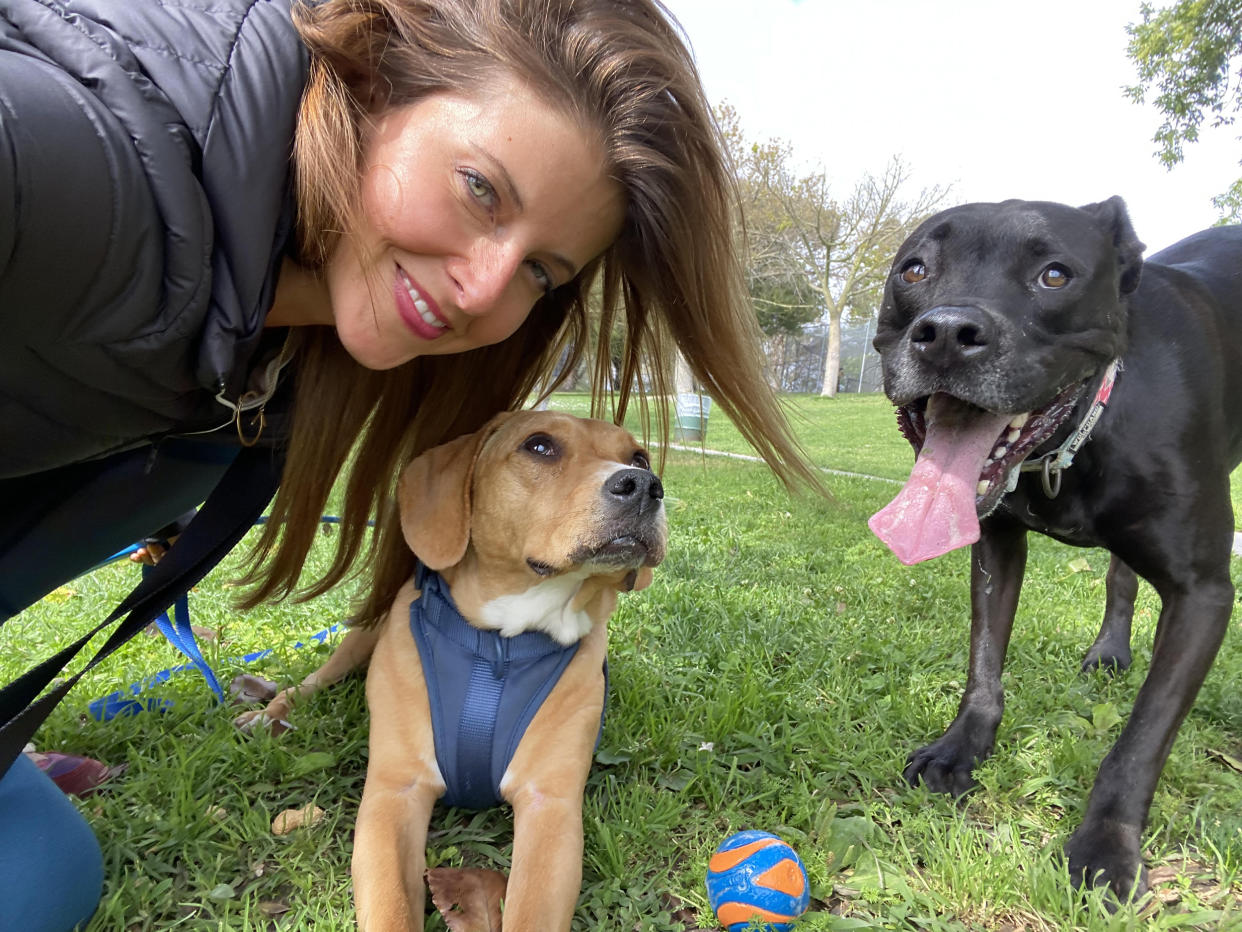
top-left (397, 410), bottom-right (667, 644)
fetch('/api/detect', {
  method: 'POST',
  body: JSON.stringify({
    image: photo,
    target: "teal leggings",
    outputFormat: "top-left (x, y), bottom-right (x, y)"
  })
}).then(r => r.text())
top-left (0, 754), bottom-right (103, 930)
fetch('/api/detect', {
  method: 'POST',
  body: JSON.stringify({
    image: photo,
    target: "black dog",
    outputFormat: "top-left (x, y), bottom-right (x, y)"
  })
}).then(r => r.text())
top-left (869, 196), bottom-right (1242, 900)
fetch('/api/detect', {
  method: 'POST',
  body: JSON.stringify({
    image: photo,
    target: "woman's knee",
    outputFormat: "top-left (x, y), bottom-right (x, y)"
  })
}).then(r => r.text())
top-left (0, 755), bottom-right (104, 931)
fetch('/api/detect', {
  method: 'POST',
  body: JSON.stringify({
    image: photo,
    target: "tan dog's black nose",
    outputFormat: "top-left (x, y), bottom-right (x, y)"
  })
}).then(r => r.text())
top-left (604, 468), bottom-right (663, 511)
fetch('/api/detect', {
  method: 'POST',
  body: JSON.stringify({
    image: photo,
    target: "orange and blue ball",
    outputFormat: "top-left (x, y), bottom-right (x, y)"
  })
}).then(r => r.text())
top-left (705, 830), bottom-right (810, 931)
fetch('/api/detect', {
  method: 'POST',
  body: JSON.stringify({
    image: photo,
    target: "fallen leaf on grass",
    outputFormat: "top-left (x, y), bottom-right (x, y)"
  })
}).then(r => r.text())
top-left (660, 892), bottom-right (699, 928)
top-left (258, 900), bottom-right (290, 917)
top-left (426, 867), bottom-right (507, 931)
top-left (271, 805), bottom-right (324, 835)
top-left (229, 674), bottom-right (279, 704)
top-left (1067, 557), bottom-right (1092, 574)
top-left (1207, 748), bottom-right (1242, 773)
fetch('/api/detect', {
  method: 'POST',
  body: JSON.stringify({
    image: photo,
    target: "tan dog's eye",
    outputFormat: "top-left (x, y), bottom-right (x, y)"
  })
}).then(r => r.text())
top-left (900, 261), bottom-right (927, 284)
top-left (1039, 263), bottom-right (1072, 289)
top-left (522, 434), bottom-right (559, 458)
top-left (632, 451), bottom-right (651, 471)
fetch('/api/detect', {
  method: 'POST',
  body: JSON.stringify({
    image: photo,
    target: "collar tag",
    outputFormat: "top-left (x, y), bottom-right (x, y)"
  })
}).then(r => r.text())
top-left (1020, 358), bottom-right (1120, 497)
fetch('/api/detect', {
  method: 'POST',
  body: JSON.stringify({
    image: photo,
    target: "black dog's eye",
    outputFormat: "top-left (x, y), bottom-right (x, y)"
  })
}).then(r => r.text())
top-left (631, 450), bottom-right (651, 471)
top-left (522, 434), bottom-right (559, 458)
top-left (900, 260), bottom-right (927, 284)
top-left (1039, 263), bottom-right (1072, 289)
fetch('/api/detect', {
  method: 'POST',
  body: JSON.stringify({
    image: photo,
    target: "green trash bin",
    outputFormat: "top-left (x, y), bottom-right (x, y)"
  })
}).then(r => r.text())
top-left (673, 393), bottom-right (711, 442)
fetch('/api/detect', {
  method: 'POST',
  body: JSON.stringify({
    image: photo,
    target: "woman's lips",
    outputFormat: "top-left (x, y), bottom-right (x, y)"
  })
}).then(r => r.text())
top-left (394, 266), bottom-right (448, 340)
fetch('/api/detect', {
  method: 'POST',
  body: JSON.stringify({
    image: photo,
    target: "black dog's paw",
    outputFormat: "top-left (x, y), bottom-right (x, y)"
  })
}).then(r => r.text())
top-left (1065, 821), bottom-right (1149, 904)
top-left (903, 737), bottom-right (984, 797)
top-left (1080, 642), bottom-right (1132, 675)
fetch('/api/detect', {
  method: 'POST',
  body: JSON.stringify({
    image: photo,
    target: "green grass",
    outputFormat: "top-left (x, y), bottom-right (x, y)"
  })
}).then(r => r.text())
top-left (4, 394), bottom-right (1242, 930)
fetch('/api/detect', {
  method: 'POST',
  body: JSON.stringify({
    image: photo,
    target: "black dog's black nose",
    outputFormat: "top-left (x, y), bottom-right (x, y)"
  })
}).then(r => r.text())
top-left (605, 468), bottom-right (664, 505)
top-left (910, 305), bottom-right (996, 367)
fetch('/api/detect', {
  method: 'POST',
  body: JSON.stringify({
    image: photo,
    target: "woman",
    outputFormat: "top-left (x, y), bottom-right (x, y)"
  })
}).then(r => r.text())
top-left (0, 0), bottom-right (818, 927)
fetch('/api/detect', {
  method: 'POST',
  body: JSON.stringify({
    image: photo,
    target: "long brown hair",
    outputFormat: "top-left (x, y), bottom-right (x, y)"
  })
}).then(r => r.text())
top-left (241, 0), bottom-right (822, 625)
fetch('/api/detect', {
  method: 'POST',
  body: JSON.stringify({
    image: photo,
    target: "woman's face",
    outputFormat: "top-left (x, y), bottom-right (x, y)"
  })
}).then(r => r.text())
top-left (325, 75), bottom-right (625, 370)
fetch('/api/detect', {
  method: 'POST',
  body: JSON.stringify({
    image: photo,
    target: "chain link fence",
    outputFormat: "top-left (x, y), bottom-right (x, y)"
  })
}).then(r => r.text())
top-left (765, 317), bottom-right (883, 394)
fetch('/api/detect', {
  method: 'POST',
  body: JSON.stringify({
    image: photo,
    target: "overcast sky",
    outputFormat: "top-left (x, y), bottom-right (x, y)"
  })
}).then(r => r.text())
top-left (662, 0), bottom-right (1241, 254)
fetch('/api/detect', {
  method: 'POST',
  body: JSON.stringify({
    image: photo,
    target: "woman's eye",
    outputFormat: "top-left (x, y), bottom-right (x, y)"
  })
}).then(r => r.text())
top-left (528, 260), bottom-right (554, 296)
top-left (1039, 263), bottom-right (1072, 289)
top-left (900, 261), bottom-right (927, 284)
top-left (462, 170), bottom-right (495, 206)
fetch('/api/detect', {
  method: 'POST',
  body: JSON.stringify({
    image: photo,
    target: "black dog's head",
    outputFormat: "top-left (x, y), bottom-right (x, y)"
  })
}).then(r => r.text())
top-left (868, 197), bottom-right (1144, 563)
top-left (874, 196), bottom-right (1142, 413)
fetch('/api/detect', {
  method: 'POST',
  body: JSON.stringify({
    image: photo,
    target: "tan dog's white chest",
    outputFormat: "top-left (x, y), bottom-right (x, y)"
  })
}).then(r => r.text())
top-left (476, 568), bottom-right (599, 643)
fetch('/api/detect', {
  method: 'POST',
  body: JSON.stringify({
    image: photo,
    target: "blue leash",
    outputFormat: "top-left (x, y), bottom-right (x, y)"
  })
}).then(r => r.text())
top-left (84, 515), bottom-right (358, 721)
top-left (87, 623), bottom-right (342, 722)
top-left (149, 572), bottom-right (224, 702)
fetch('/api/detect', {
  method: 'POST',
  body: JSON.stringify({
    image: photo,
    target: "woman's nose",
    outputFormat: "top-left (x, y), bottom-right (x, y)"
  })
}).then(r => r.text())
top-left (453, 241), bottom-right (523, 316)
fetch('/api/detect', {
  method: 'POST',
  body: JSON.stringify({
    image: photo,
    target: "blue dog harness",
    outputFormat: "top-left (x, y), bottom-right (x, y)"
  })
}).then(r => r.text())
top-left (408, 564), bottom-right (606, 809)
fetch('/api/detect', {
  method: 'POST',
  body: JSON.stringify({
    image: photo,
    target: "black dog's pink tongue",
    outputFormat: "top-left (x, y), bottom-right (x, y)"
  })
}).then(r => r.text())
top-left (869, 394), bottom-right (1012, 565)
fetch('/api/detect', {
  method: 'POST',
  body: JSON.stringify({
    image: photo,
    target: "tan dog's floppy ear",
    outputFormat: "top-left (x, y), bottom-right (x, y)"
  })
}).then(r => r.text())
top-left (397, 413), bottom-right (511, 569)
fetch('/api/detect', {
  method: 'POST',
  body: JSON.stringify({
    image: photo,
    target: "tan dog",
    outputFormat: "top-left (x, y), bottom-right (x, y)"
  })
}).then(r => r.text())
top-left (238, 410), bottom-right (666, 930)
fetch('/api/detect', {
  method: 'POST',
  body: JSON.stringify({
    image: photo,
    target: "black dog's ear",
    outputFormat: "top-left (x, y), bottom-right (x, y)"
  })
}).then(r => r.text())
top-left (1079, 195), bottom-right (1145, 295)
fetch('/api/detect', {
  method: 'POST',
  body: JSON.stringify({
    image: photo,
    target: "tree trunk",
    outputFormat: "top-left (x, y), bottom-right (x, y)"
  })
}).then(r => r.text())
top-left (819, 310), bottom-right (842, 397)
top-left (674, 352), bottom-right (695, 394)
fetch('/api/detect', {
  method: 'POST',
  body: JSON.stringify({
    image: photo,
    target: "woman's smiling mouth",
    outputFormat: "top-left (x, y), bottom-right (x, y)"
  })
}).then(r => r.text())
top-left (395, 266), bottom-right (448, 339)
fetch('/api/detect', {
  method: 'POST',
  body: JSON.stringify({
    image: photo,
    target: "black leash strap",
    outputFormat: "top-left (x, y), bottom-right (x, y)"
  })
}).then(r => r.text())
top-left (0, 444), bottom-right (284, 776)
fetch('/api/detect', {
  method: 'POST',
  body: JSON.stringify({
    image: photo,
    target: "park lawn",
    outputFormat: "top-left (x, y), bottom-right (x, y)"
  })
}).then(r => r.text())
top-left (2, 394), bottom-right (1241, 930)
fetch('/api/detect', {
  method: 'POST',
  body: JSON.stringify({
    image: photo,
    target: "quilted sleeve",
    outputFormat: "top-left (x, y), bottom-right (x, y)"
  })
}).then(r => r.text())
top-left (0, 46), bottom-right (168, 476)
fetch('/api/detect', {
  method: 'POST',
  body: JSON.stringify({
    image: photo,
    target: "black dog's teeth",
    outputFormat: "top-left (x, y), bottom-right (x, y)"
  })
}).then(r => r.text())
top-left (976, 382), bottom-right (1089, 497)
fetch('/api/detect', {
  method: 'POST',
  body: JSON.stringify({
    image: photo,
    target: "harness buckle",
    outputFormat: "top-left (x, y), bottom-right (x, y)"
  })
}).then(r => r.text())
top-left (489, 637), bottom-right (508, 679)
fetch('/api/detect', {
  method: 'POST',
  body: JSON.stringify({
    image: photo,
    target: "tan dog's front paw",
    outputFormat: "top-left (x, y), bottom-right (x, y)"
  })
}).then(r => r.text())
top-left (233, 701), bottom-right (295, 736)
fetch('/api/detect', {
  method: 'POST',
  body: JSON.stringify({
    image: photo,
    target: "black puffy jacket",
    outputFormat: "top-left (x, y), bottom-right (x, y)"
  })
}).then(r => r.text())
top-left (0, 0), bottom-right (308, 478)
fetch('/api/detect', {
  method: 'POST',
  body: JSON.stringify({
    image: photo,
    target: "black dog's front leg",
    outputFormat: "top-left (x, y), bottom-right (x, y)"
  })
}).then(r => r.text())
top-left (1065, 576), bottom-right (1234, 901)
top-left (1081, 555), bottom-right (1138, 673)
top-left (905, 522), bottom-right (1028, 796)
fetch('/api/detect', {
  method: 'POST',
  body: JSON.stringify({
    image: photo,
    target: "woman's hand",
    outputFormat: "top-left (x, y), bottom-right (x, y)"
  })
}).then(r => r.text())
top-left (127, 508), bottom-right (197, 566)
top-left (129, 537), bottom-right (177, 566)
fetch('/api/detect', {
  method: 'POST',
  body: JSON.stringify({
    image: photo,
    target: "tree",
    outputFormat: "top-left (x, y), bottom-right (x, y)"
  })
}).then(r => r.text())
top-left (716, 106), bottom-right (822, 340)
top-left (1126, 0), bottom-right (1242, 222)
top-left (732, 134), bottom-right (948, 395)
